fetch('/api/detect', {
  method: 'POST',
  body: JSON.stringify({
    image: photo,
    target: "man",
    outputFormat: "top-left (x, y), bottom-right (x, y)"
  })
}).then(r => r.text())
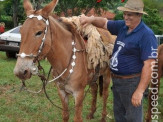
top-left (80, 0), bottom-right (158, 121)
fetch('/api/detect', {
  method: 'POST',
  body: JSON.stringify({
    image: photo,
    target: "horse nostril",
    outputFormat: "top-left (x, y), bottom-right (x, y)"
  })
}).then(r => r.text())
top-left (24, 70), bottom-right (28, 75)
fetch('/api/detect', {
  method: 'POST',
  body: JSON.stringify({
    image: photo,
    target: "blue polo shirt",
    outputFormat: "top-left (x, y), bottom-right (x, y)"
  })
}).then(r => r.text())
top-left (107, 20), bottom-right (158, 75)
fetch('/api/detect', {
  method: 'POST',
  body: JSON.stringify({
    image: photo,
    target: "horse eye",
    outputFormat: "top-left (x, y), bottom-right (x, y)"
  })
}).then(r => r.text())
top-left (35, 31), bottom-right (43, 37)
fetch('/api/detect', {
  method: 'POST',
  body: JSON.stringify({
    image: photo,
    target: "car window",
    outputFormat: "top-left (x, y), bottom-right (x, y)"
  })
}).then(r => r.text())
top-left (10, 27), bottom-right (20, 34)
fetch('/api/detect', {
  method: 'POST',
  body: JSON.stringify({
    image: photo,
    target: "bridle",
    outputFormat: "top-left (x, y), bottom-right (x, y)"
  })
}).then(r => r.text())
top-left (17, 14), bottom-right (80, 78)
top-left (17, 14), bottom-right (84, 97)
top-left (15, 14), bottom-right (92, 111)
top-left (17, 14), bottom-right (49, 59)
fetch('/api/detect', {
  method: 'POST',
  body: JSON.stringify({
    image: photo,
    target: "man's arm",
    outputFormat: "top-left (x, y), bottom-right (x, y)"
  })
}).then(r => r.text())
top-left (131, 59), bottom-right (155, 107)
top-left (79, 14), bottom-right (108, 29)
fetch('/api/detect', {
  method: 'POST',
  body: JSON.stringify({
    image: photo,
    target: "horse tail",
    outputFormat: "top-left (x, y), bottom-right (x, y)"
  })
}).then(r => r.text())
top-left (99, 75), bottom-right (103, 97)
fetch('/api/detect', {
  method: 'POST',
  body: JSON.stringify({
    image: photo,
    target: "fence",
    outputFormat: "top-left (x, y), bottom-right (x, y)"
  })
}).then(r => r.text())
top-left (155, 35), bottom-right (163, 45)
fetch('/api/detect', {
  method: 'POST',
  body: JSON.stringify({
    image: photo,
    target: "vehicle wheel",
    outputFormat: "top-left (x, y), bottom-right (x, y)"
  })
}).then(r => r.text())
top-left (6, 52), bottom-right (16, 58)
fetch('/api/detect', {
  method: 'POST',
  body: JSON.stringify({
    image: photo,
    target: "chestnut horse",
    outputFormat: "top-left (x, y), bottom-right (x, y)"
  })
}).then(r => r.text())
top-left (14, 0), bottom-right (111, 122)
top-left (146, 44), bottom-right (163, 122)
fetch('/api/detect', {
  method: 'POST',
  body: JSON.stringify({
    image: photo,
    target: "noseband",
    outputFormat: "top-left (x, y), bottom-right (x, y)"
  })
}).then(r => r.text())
top-left (17, 14), bottom-right (49, 59)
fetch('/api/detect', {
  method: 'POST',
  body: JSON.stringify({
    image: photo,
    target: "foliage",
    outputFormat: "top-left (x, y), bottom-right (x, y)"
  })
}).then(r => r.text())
top-left (0, 0), bottom-right (25, 28)
top-left (1, 0), bottom-right (120, 28)
top-left (43, 0), bottom-right (120, 16)
top-left (143, 7), bottom-right (163, 35)
top-left (144, 0), bottom-right (163, 18)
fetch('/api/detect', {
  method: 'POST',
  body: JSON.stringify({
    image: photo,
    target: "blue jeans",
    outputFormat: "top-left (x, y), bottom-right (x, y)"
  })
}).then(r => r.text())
top-left (112, 76), bottom-right (143, 122)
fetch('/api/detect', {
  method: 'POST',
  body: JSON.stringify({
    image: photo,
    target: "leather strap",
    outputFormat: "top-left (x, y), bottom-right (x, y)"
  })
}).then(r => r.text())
top-left (111, 72), bottom-right (141, 79)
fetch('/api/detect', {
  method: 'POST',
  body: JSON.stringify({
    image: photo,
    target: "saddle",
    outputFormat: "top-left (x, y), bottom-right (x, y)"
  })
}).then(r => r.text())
top-left (60, 16), bottom-right (116, 69)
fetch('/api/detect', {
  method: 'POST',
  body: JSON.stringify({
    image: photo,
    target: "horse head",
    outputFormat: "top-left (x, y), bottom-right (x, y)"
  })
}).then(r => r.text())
top-left (14, 0), bottom-right (58, 80)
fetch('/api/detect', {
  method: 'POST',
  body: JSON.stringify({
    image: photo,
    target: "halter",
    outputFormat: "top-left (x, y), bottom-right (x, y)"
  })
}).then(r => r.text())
top-left (17, 14), bottom-right (49, 58)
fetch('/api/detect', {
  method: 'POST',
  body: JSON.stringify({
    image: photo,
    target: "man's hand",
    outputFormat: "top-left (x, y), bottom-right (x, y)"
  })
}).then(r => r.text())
top-left (79, 14), bottom-right (107, 29)
top-left (79, 14), bottom-right (94, 28)
top-left (131, 59), bottom-right (155, 107)
top-left (131, 89), bottom-right (143, 107)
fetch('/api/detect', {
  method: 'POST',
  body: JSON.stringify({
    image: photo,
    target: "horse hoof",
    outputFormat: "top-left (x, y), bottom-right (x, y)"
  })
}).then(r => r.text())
top-left (86, 114), bottom-right (94, 120)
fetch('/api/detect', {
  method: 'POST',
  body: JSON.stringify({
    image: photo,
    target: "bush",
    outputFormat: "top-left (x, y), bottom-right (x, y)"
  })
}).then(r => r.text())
top-left (1, 15), bottom-right (14, 30)
top-left (143, 7), bottom-right (163, 35)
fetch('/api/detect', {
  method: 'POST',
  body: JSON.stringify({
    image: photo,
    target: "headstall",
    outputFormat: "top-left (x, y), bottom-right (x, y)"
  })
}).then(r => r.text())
top-left (17, 14), bottom-right (49, 59)
top-left (17, 14), bottom-right (80, 81)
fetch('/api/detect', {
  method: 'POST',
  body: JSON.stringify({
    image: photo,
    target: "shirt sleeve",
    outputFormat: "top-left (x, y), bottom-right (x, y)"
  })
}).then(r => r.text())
top-left (107, 20), bottom-right (125, 35)
top-left (140, 32), bottom-right (158, 61)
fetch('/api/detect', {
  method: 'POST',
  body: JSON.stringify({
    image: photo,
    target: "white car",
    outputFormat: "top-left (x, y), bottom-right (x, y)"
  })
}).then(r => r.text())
top-left (0, 26), bottom-right (21, 58)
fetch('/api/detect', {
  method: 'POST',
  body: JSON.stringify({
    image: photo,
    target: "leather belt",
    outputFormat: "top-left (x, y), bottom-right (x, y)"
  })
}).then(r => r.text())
top-left (111, 72), bottom-right (141, 79)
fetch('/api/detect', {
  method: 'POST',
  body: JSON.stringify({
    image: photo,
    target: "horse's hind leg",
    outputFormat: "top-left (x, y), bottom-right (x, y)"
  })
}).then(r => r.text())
top-left (57, 89), bottom-right (69, 122)
top-left (101, 70), bottom-right (111, 122)
top-left (86, 82), bottom-right (98, 119)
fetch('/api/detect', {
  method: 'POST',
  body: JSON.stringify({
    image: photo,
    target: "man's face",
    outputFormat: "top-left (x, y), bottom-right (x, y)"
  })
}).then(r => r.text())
top-left (123, 11), bottom-right (142, 29)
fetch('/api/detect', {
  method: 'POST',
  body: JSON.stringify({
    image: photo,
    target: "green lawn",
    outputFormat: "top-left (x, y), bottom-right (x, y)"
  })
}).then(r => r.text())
top-left (0, 52), bottom-right (162, 122)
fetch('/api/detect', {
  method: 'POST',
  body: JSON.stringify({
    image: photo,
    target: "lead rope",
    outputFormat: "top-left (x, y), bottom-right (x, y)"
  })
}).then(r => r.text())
top-left (37, 64), bottom-right (64, 110)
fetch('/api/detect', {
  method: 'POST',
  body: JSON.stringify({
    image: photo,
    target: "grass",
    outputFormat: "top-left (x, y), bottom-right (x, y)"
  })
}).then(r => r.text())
top-left (0, 52), bottom-right (163, 122)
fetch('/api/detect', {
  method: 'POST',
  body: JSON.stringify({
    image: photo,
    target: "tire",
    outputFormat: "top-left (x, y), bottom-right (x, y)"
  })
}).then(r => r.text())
top-left (6, 52), bottom-right (16, 58)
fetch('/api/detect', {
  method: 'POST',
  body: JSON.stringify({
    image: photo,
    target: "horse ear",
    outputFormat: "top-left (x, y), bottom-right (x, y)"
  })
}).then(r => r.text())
top-left (23, 0), bottom-right (33, 15)
top-left (41, 0), bottom-right (59, 18)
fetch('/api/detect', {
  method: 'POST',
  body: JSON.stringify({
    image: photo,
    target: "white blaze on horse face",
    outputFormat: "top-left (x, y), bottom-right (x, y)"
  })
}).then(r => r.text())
top-left (14, 57), bottom-right (35, 80)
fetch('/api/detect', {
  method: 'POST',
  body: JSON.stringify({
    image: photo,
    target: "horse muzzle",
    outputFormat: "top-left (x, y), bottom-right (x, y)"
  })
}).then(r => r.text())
top-left (14, 58), bottom-right (38, 80)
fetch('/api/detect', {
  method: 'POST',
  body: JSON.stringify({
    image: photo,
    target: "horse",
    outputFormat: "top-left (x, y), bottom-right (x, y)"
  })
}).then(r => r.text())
top-left (146, 44), bottom-right (163, 122)
top-left (14, 0), bottom-right (112, 122)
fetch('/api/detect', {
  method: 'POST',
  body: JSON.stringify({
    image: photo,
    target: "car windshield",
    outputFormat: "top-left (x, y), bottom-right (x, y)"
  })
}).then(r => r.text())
top-left (10, 27), bottom-right (20, 34)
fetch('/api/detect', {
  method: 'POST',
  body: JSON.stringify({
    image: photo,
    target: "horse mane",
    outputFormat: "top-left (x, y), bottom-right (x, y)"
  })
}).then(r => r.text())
top-left (57, 17), bottom-right (85, 47)
top-left (57, 18), bottom-right (78, 37)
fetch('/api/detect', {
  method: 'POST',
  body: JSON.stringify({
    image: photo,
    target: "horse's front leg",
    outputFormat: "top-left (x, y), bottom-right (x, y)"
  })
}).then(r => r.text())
top-left (73, 88), bottom-right (85, 122)
top-left (57, 88), bottom-right (69, 122)
top-left (86, 82), bottom-right (98, 120)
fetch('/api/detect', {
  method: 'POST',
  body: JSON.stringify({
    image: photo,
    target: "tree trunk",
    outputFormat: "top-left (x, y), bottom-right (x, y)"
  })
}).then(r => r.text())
top-left (36, 0), bottom-right (44, 10)
top-left (13, 0), bottom-right (19, 27)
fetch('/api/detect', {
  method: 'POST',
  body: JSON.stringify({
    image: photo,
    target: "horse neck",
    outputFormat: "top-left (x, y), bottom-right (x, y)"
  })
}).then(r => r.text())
top-left (46, 16), bottom-right (73, 71)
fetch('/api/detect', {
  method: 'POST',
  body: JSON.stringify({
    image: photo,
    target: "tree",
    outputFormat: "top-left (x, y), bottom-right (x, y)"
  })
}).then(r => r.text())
top-left (13, 0), bottom-right (21, 27)
top-left (142, 7), bottom-right (163, 35)
top-left (143, 0), bottom-right (163, 18)
top-left (43, 0), bottom-right (120, 16)
top-left (1, 0), bottom-right (24, 27)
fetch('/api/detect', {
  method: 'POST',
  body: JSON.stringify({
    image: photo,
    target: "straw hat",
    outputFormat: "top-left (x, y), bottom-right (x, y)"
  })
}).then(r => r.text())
top-left (117, 0), bottom-right (147, 15)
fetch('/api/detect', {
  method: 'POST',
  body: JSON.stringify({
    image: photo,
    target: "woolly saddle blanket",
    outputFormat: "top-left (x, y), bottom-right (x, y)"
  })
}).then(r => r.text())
top-left (61, 16), bottom-right (116, 69)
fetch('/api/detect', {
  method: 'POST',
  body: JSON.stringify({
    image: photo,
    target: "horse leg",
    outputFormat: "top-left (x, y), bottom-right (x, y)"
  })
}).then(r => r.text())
top-left (86, 82), bottom-right (98, 120)
top-left (57, 88), bottom-right (69, 122)
top-left (73, 88), bottom-right (85, 122)
top-left (100, 71), bottom-right (111, 122)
